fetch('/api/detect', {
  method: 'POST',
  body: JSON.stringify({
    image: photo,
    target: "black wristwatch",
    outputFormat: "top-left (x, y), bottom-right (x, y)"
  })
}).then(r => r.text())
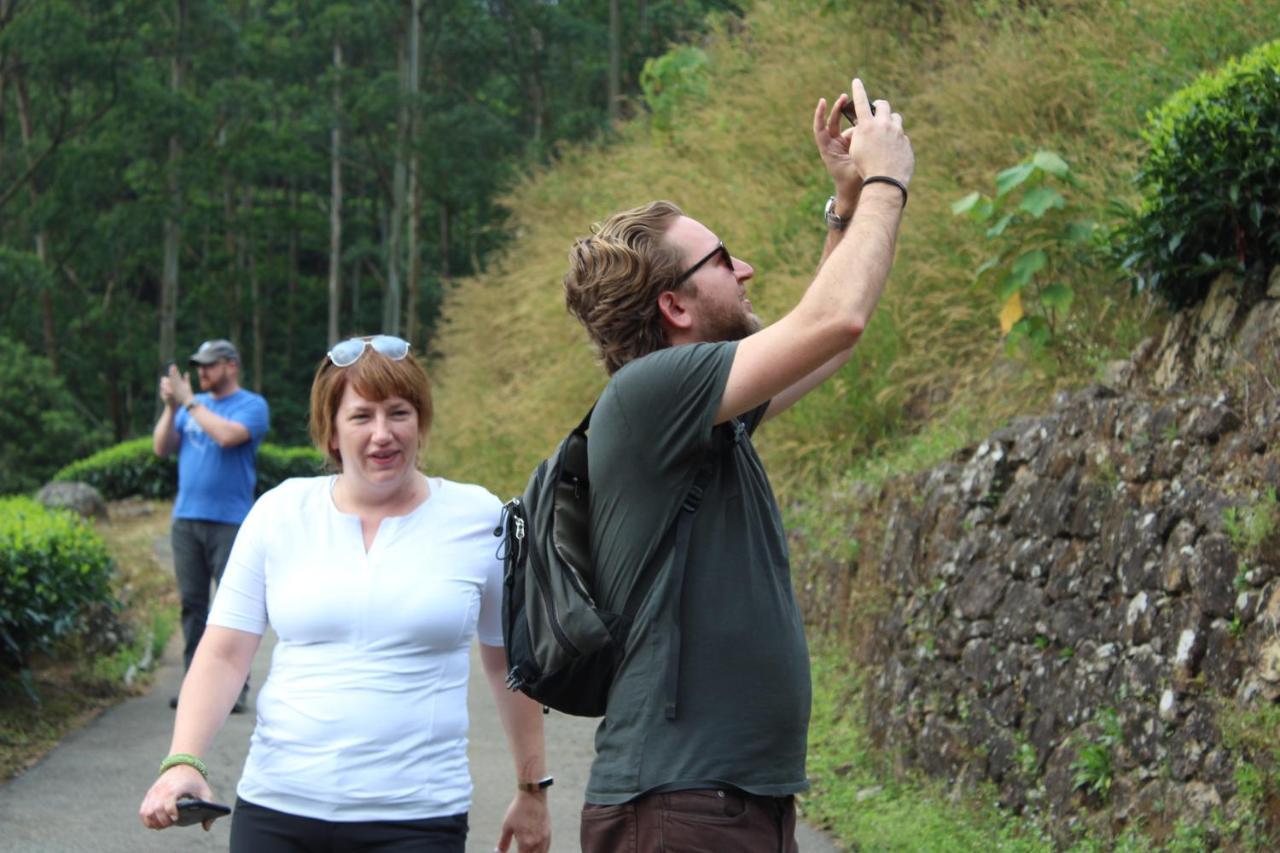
top-left (823, 196), bottom-right (850, 231)
top-left (516, 775), bottom-right (554, 793)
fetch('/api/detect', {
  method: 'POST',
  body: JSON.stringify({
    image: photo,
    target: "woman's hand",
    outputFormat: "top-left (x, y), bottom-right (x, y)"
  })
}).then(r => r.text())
top-left (138, 764), bottom-right (217, 831)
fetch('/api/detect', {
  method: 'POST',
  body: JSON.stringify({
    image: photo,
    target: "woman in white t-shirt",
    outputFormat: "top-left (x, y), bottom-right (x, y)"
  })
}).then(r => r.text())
top-left (139, 335), bottom-right (551, 853)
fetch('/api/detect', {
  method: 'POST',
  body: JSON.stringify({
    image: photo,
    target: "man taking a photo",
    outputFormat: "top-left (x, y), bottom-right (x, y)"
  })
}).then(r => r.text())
top-left (153, 339), bottom-right (269, 712)
top-left (561, 78), bottom-right (912, 851)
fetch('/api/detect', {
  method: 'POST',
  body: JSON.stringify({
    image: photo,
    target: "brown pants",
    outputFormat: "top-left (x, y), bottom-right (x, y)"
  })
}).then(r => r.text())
top-left (581, 789), bottom-right (799, 853)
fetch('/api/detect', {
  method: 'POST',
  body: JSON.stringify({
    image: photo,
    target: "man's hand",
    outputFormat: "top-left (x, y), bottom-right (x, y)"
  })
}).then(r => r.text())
top-left (813, 90), bottom-right (862, 203)
top-left (159, 364), bottom-right (194, 409)
top-left (842, 77), bottom-right (913, 188)
top-left (495, 790), bottom-right (550, 853)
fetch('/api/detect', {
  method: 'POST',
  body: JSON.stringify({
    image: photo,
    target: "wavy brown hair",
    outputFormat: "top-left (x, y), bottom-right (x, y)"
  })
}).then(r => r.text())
top-left (563, 200), bottom-right (688, 375)
top-left (308, 342), bottom-right (434, 470)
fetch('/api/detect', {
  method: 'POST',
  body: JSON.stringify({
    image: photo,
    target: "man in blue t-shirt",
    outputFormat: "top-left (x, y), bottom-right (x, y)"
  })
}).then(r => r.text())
top-left (561, 78), bottom-right (913, 851)
top-left (152, 338), bottom-right (269, 711)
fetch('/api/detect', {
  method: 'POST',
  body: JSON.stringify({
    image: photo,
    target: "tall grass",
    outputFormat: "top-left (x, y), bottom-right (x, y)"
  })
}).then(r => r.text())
top-left (428, 0), bottom-right (1277, 499)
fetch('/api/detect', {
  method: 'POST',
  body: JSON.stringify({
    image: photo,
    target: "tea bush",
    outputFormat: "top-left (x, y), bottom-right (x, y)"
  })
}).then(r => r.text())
top-left (53, 438), bottom-right (176, 500)
top-left (256, 444), bottom-right (327, 492)
top-left (1119, 38), bottom-right (1280, 306)
top-left (0, 497), bottom-right (115, 672)
top-left (54, 440), bottom-right (324, 500)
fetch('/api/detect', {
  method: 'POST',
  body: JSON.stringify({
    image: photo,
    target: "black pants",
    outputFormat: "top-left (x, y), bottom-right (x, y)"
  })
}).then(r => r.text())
top-left (170, 518), bottom-right (240, 671)
top-left (230, 798), bottom-right (468, 853)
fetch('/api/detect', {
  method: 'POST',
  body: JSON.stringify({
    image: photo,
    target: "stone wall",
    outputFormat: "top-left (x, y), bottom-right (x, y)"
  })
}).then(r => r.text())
top-left (796, 269), bottom-right (1280, 841)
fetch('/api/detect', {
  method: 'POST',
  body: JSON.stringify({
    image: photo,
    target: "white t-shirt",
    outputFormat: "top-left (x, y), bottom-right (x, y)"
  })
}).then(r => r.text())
top-left (207, 475), bottom-right (504, 821)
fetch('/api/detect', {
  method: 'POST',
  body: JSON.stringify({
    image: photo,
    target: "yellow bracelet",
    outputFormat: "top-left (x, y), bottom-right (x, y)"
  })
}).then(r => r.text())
top-left (159, 752), bottom-right (209, 780)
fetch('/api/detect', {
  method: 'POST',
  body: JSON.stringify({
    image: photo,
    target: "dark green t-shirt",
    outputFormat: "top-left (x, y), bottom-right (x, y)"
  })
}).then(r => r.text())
top-left (585, 341), bottom-right (811, 804)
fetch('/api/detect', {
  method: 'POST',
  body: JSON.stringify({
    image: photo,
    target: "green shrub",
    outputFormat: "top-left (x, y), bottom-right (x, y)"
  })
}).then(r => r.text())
top-left (1119, 38), bottom-right (1280, 306)
top-left (54, 438), bottom-right (176, 500)
top-left (0, 337), bottom-right (109, 495)
top-left (255, 444), bottom-right (326, 493)
top-left (54, 438), bottom-right (324, 500)
top-left (0, 497), bottom-right (116, 672)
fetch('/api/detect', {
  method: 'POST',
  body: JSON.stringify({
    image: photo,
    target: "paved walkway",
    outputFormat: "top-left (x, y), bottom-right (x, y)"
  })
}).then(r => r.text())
top-left (0, 536), bottom-right (839, 852)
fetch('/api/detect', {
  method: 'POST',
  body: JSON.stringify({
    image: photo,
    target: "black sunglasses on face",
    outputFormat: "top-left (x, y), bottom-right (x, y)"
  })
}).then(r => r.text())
top-left (673, 241), bottom-right (732, 286)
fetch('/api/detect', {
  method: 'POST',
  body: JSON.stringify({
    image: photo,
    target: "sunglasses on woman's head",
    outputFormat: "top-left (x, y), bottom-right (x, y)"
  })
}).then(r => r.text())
top-left (673, 241), bottom-right (732, 286)
top-left (327, 335), bottom-right (411, 368)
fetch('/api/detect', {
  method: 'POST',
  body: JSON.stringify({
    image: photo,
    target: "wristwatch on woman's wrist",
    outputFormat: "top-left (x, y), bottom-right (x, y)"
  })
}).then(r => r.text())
top-left (516, 775), bottom-right (554, 793)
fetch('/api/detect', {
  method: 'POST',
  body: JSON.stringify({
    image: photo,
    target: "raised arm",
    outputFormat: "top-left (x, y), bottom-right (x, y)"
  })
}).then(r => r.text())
top-left (153, 369), bottom-right (182, 456)
top-left (717, 77), bottom-right (913, 424)
top-left (481, 643), bottom-right (551, 853)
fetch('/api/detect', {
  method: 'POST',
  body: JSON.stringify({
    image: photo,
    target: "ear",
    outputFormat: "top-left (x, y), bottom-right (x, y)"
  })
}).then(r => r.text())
top-left (656, 289), bottom-right (695, 335)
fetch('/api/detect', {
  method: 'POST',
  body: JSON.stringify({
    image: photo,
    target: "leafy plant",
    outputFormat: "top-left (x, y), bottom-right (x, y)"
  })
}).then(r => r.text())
top-left (1117, 38), bottom-right (1280, 306)
top-left (1222, 488), bottom-right (1278, 554)
top-left (54, 438), bottom-right (177, 501)
top-left (1072, 708), bottom-right (1122, 799)
top-left (639, 45), bottom-right (710, 135)
top-left (953, 151), bottom-right (1099, 355)
top-left (0, 497), bottom-right (116, 683)
top-left (54, 439), bottom-right (324, 501)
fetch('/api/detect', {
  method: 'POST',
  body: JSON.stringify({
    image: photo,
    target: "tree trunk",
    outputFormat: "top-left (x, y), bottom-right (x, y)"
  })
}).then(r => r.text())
top-left (439, 204), bottom-right (450, 285)
top-left (403, 0), bottom-right (422, 347)
top-left (607, 0), bottom-right (620, 124)
top-left (328, 39), bottom-right (343, 346)
top-left (383, 0), bottom-right (418, 336)
top-left (221, 130), bottom-right (240, 346)
top-left (14, 72), bottom-right (57, 374)
top-left (249, 231), bottom-right (263, 391)
top-left (405, 159), bottom-right (421, 346)
top-left (286, 183), bottom-right (297, 365)
top-left (159, 0), bottom-right (187, 366)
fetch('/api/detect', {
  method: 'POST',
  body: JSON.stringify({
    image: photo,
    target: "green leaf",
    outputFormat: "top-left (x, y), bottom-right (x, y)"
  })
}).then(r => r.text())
top-left (986, 214), bottom-right (1014, 238)
top-left (1011, 249), bottom-right (1048, 280)
top-left (1040, 284), bottom-right (1075, 312)
top-left (1064, 221), bottom-right (1095, 244)
top-left (975, 257), bottom-right (1002, 279)
top-left (952, 192), bottom-right (982, 215)
top-left (1019, 186), bottom-right (1066, 218)
top-left (997, 271), bottom-right (1024, 302)
top-left (995, 162), bottom-right (1036, 197)
top-left (1032, 150), bottom-right (1070, 178)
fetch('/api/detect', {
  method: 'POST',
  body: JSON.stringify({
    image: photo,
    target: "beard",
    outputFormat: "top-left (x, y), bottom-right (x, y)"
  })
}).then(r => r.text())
top-left (702, 300), bottom-right (763, 343)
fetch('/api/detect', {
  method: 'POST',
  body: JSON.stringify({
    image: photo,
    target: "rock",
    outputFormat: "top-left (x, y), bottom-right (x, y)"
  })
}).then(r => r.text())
top-left (35, 480), bottom-right (107, 520)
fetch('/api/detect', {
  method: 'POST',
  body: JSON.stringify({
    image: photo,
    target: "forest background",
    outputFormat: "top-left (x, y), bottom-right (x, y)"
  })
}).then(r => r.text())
top-left (0, 0), bottom-right (737, 493)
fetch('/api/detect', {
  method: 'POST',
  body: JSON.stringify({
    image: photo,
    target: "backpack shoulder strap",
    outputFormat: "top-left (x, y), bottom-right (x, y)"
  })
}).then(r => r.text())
top-left (660, 431), bottom-right (728, 721)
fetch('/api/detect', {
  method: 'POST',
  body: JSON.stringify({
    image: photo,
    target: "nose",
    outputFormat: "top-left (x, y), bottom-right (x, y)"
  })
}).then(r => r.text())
top-left (371, 413), bottom-right (394, 442)
top-left (732, 256), bottom-right (754, 282)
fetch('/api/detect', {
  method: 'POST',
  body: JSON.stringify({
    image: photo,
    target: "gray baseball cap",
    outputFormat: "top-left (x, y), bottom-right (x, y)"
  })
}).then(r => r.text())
top-left (188, 339), bottom-right (240, 365)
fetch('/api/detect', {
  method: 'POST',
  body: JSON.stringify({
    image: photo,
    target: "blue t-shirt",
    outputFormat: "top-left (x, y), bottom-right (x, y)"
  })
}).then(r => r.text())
top-left (172, 389), bottom-right (270, 525)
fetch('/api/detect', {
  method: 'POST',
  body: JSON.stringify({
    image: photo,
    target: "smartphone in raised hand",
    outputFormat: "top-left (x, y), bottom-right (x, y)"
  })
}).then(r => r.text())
top-left (840, 97), bottom-right (877, 125)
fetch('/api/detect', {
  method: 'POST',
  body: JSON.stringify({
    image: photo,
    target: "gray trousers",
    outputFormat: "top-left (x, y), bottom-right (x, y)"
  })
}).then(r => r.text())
top-left (170, 518), bottom-right (240, 671)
